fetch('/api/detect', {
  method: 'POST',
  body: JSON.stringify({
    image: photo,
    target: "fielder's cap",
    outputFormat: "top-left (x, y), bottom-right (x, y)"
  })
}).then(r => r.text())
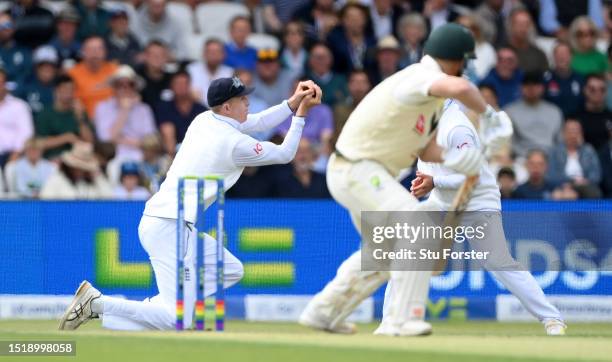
top-left (57, 6), bottom-right (81, 22)
top-left (257, 48), bottom-right (279, 62)
top-left (207, 76), bottom-right (255, 108)
top-left (120, 161), bottom-right (141, 177)
top-left (377, 35), bottom-right (400, 52)
top-left (424, 23), bottom-right (476, 60)
top-left (521, 71), bottom-right (544, 85)
top-left (33, 45), bottom-right (59, 65)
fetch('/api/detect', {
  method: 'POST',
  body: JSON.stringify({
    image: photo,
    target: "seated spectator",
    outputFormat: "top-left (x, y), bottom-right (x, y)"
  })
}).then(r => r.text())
top-left (105, 7), bottom-right (141, 67)
top-left (505, 72), bottom-right (563, 159)
top-left (35, 75), bottom-right (94, 160)
top-left (305, 43), bottom-right (348, 107)
top-left (456, 14), bottom-right (496, 82)
top-left (497, 167), bottom-right (516, 199)
top-left (67, 36), bottom-right (119, 118)
top-left (368, 35), bottom-right (401, 85)
top-left (94, 65), bottom-right (156, 162)
top-left (262, 0), bottom-right (309, 35)
top-left (156, 71), bottom-right (207, 156)
top-left (505, 8), bottom-right (548, 74)
top-left (74, 0), bottom-right (111, 38)
top-left (15, 46), bottom-right (58, 114)
top-left (11, 138), bottom-right (55, 198)
top-left (93, 141), bottom-right (116, 178)
top-left (575, 74), bottom-right (612, 150)
top-left (48, 6), bottom-right (81, 70)
top-left (136, 40), bottom-right (174, 108)
top-left (548, 119), bottom-right (602, 199)
top-left (235, 69), bottom-right (271, 140)
top-left (139, 134), bottom-right (170, 192)
top-left (281, 21), bottom-right (308, 81)
top-left (0, 12), bottom-right (32, 91)
top-left (423, 0), bottom-right (461, 31)
top-left (368, 0), bottom-right (403, 40)
top-left (512, 149), bottom-right (557, 199)
top-left (544, 42), bottom-right (584, 118)
top-left (0, 66), bottom-right (33, 169)
top-left (113, 161), bottom-right (151, 200)
top-left (479, 83), bottom-right (500, 110)
top-left (224, 16), bottom-right (258, 72)
top-left (271, 139), bottom-right (331, 198)
top-left (480, 47), bottom-right (522, 108)
top-left (333, 70), bottom-right (371, 148)
top-left (326, 3), bottom-right (377, 74)
top-left (474, 0), bottom-right (507, 46)
top-left (132, 0), bottom-right (186, 60)
top-left (9, 0), bottom-right (54, 48)
top-left (292, 0), bottom-right (338, 42)
top-left (253, 49), bottom-right (293, 107)
top-left (396, 12), bottom-right (426, 69)
top-left (187, 38), bottom-right (234, 107)
top-left (226, 166), bottom-right (274, 198)
top-left (569, 16), bottom-right (608, 76)
top-left (539, 0), bottom-right (604, 38)
top-left (598, 123), bottom-right (612, 197)
top-left (40, 142), bottom-right (112, 199)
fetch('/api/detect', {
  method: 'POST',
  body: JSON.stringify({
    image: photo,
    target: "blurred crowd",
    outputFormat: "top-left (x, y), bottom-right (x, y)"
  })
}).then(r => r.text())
top-left (0, 0), bottom-right (611, 201)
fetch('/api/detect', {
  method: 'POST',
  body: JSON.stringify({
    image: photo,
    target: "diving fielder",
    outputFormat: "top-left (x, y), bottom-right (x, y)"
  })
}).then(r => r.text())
top-left (299, 24), bottom-right (512, 336)
top-left (59, 77), bottom-right (322, 330)
top-left (382, 100), bottom-right (566, 336)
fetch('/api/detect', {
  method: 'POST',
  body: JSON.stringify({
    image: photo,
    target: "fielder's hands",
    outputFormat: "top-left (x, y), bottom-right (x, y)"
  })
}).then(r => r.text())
top-left (479, 106), bottom-right (513, 157)
top-left (296, 83), bottom-right (322, 117)
top-left (411, 171), bottom-right (434, 198)
top-left (442, 147), bottom-right (483, 176)
top-left (288, 80), bottom-right (317, 112)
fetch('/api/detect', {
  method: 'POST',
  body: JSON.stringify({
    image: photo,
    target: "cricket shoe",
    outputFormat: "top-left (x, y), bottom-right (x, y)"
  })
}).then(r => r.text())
top-left (374, 320), bottom-right (432, 337)
top-left (298, 306), bottom-right (357, 334)
top-left (58, 280), bottom-right (101, 331)
top-left (544, 319), bottom-right (566, 336)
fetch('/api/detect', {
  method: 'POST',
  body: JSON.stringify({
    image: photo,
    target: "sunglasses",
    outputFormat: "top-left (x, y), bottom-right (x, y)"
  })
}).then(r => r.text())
top-left (576, 29), bottom-right (596, 38)
top-left (115, 81), bottom-right (135, 88)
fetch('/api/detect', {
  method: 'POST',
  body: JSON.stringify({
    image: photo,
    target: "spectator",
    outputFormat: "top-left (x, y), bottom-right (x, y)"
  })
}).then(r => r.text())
top-left (368, 0), bottom-right (403, 40)
top-left (512, 149), bottom-right (557, 199)
top-left (575, 74), bottom-right (612, 150)
top-left (156, 71), bottom-right (207, 156)
top-left (598, 123), bottom-right (612, 197)
top-left (456, 14), bottom-right (496, 82)
top-left (326, 3), bottom-right (377, 74)
top-left (305, 43), bottom-right (348, 107)
top-left (35, 75), bottom-right (94, 160)
top-left (422, 0), bottom-right (461, 32)
top-left (9, 0), bottom-right (55, 48)
top-left (113, 161), bottom-right (151, 200)
top-left (281, 21), bottom-right (308, 81)
top-left (368, 35), bottom-right (401, 85)
top-left (93, 141), bottom-right (116, 178)
top-left (474, 0), bottom-right (507, 46)
top-left (187, 38), bottom-right (234, 107)
top-left (74, 0), bottom-right (111, 38)
top-left (505, 72), bottom-right (563, 159)
top-left (136, 40), bottom-right (174, 108)
top-left (480, 47), bottom-right (522, 108)
top-left (539, 0), bottom-right (604, 39)
top-left (235, 68), bottom-right (271, 141)
top-left (224, 16), bottom-right (258, 72)
top-left (226, 166), bottom-right (274, 198)
top-left (547, 119), bottom-right (602, 198)
top-left (397, 12), bottom-right (426, 68)
top-left (0, 66), bottom-right (33, 169)
top-left (0, 12), bottom-right (32, 91)
top-left (132, 0), bottom-right (186, 60)
top-left (48, 6), bottom-right (81, 70)
top-left (569, 16), bottom-right (608, 76)
top-left (544, 42), bottom-right (584, 118)
top-left (253, 49), bottom-right (294, 107)
top-left (271, 139), bottom-right (331, 198)
top-left (67, 36), bottom-right (119, 118)
top-left (94, 65), bottom-right (156, 162)
top-left (12, 138), bottom-right (55, 198)
top-left (497, 167), bottom-right (516, 199)
top-left (262, 0), bottom-right (309, 34)
top-left (479, 83), bottom-right (500, 110)
top-left (139, 134), bottom-right (170, 192)
top-left (15, 45), bottom-right (58, 114)
top-left (333, 70), bottom-right (371, 148)
top-left (39, 142), bottom-right (112, 199)
top-left (505, 8), bottom-right (548, 74)
top-left (105, 7), bottom-right (141, 67)
top-left (292, 0), bottom-right (338, 42)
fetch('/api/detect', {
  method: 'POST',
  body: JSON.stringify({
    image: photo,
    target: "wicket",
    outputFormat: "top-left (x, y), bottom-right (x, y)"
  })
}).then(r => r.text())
top-left (176, 175), bottom-right (225, 331)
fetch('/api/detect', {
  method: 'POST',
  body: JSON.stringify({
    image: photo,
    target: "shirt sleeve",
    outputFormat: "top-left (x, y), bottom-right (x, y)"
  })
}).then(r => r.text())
top-left (394, 70), bottom-right (447, 105)
top-left (539, 0), bottom-right (560, 34)
top-left (238, 101), bottom-right (293, 134)
top-left (433, 125), bottom-right (478, 189)
top-left (232, 116), bottom-right (305, 167)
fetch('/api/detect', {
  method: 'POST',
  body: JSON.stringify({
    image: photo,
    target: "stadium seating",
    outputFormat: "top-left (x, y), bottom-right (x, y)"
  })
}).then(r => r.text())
top-left (195, 2), bottom-right (249, 43)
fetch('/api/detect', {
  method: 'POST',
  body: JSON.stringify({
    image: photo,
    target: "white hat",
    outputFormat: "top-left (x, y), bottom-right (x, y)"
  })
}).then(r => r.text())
top-left (33, 45), bottom-right (59, 65)
top-left (60, 142), bottom-right (100, 172)
top-left (377, 35), bottom-right (400, 51)
top-left (108, 65), bottom-right (145, 90)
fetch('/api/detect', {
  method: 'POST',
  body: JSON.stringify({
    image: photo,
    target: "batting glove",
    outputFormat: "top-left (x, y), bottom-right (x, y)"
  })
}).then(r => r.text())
top-left (479, 110), bottom-right (513, 158)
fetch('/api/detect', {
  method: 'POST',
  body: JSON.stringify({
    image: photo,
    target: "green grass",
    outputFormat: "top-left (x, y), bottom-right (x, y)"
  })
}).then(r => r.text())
top-left (0, 320), bottom-right (611, 362)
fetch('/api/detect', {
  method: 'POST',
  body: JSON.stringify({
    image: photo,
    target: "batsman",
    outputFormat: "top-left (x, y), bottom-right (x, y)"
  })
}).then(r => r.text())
top-left (299, 24), bottom-right (512, 336)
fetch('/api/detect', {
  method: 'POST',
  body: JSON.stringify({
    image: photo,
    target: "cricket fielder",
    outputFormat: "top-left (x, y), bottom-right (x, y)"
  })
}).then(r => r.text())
top-left (381, 100), bottom-right (566, 336)
top-left (59, 77), bottom-right (322, 330)
top-left (299, 24), bottom-right (512, 336)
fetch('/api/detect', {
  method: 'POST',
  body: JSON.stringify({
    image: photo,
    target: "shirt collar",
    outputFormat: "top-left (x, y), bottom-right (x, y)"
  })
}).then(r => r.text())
top-left (420, 55), bottom-right (443, 73)
top-left (211, 111), bottom-right (241, 129)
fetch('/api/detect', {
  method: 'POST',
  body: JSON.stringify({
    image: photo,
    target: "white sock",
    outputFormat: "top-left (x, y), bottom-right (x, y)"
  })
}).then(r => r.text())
top-left (91, 296), bottom-right (104, 314)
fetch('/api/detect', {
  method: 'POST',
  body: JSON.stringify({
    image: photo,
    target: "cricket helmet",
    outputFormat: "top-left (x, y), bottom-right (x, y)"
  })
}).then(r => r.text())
top-left (423, 23), bottom-right (476, 61)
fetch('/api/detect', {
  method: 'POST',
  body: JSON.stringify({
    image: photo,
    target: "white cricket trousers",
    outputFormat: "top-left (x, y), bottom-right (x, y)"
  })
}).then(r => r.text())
top-left (100, 215), bottom-right (244, 330)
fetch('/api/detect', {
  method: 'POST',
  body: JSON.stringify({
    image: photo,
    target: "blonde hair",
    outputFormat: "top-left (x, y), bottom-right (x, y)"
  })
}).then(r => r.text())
top-left (569, 16), bottom-right (598, 51)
